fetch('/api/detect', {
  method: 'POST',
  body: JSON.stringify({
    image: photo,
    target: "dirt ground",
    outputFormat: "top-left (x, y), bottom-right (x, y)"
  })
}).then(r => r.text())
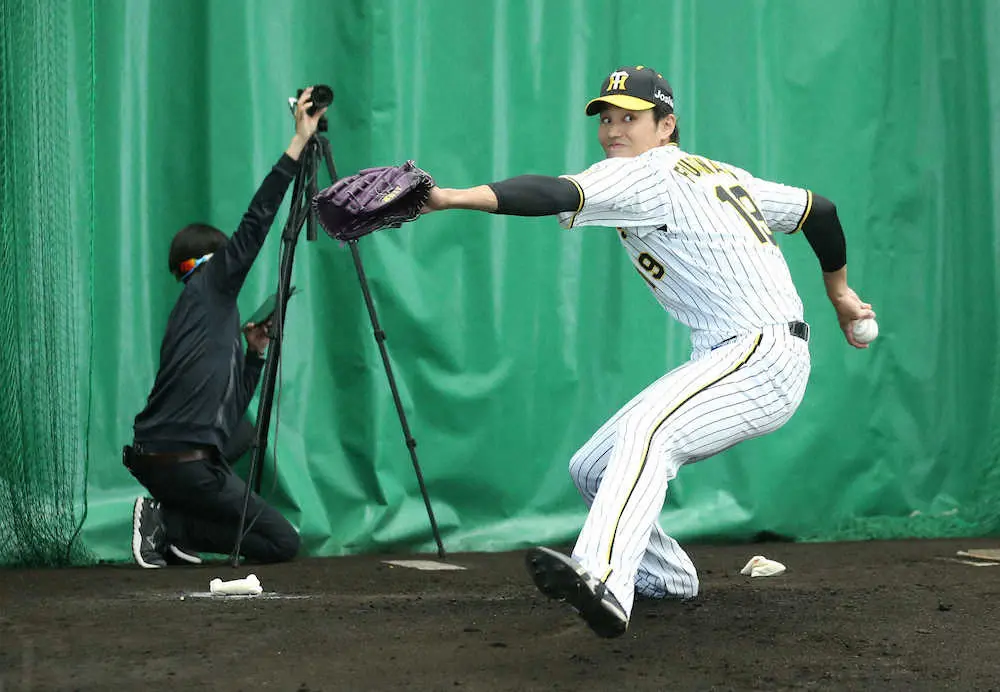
top-left (2, 538), bottom-right (999, 691)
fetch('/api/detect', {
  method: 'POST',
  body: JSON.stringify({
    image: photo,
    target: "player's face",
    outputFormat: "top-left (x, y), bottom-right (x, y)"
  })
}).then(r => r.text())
top-left (598, 106), bottom-right (672, 158)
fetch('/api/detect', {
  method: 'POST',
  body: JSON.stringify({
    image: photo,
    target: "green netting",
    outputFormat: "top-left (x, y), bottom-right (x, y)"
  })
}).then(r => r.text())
top-left (0, 0), bottom-right (94, 566)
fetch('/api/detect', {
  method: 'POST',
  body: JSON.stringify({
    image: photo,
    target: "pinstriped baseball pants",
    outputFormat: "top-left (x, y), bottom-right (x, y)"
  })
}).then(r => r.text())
top-left (567, 323), bottom-right (810, 617)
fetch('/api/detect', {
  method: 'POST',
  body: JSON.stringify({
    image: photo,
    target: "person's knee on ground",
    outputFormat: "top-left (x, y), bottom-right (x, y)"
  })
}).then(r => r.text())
top-left (242, 522), bottom-right (300, 564)
top-left (273, 526), bottom-right (301, 562)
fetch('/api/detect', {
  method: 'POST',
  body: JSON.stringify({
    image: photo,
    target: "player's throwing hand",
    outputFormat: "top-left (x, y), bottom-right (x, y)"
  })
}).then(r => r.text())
top-left (824, 270), bottom-right (876, 349)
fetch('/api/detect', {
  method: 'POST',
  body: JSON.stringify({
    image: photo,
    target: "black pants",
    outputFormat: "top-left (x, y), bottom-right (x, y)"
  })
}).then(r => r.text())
top-left (127, 452), bottom-right (300, 564)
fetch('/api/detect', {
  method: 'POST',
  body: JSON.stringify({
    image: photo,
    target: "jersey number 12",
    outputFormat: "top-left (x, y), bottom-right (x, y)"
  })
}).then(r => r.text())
top-left (715, 184), bottom-right (775, 246)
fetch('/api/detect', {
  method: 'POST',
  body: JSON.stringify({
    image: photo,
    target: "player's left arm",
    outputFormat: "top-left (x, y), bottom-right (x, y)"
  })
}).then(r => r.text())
top-left (423, 156), bottom-right (669, 227)
top-left (424, 175), bottom-right (581, 216)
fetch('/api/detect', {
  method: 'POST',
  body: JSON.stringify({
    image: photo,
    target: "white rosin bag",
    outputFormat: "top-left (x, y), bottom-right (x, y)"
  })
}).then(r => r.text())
top-left (740, 555), bottom-right (786, 578)
top-left (209, 574), bottom-right (263, 595)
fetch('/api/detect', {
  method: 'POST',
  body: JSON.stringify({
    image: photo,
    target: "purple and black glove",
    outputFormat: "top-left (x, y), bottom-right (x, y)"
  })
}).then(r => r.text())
top-left (312, 161), bottom-right (435, 242)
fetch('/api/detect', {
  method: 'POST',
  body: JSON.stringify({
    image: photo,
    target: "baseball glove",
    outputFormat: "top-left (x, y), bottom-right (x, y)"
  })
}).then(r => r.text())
top-left (311, 161), bottom-right (435, 242)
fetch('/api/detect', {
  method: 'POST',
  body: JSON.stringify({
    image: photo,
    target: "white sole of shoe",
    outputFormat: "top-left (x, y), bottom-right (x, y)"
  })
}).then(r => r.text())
top-left (169, 544), bottom-right (203, 565)
top-left (132, 498), bottom-right (163, 569)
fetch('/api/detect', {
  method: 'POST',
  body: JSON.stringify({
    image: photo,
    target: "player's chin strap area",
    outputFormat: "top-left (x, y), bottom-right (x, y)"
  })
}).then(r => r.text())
top-left (711, 321), bottom-right (809, 351)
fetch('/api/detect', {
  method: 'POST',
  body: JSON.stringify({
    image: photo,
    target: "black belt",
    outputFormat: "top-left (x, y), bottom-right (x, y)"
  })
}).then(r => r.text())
top-left (788, 320), bottom-right (810, 342)
top-left (712, 321), bottom-right (809, 351)
top-left (122, 444), bottom-right (215, 469)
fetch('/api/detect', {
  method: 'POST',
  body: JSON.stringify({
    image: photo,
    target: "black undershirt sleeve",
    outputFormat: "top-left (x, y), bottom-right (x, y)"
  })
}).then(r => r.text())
top-left (487, 175), bottom-right (583, 216)
top-left (800, 193), bottom-right (847, 273)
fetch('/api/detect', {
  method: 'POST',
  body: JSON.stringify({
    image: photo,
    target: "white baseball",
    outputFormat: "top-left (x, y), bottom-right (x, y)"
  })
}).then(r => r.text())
top-left (852, 318), bottom-right (878, 344)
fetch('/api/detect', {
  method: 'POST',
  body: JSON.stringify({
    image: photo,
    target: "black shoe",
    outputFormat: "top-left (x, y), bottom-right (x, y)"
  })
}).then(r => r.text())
top-left (132, 497), bottom-right (167, 569)
top-left (525, 546), bottom-right (629, 638)
top-left (166, 544), bottom-right (203, 565)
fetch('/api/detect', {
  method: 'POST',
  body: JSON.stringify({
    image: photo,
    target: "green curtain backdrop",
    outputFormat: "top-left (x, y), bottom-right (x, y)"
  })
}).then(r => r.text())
top-left (1, 0), bottom-right (997, 566)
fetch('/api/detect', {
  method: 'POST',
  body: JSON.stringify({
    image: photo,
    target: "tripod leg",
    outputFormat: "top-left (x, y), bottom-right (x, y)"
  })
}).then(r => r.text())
top-left (231, 138), bottom-right (316, 567)
top-left (348, 240), bottom-right (446, 559)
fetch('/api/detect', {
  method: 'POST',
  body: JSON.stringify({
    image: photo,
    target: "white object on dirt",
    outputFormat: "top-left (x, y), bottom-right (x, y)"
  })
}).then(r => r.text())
top-left (956, 549), bottom-right (1000, 562)
top-left (210, 574), bottom-right (263, 596)
top-left (382, 559), bottom-right (467, 571)
top-left (740, 555), bottom-right (787, 578)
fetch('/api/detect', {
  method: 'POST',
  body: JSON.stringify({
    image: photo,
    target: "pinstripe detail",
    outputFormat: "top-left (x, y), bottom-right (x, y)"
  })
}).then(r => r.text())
top-left (792, 189), bottom-right (814, 234)
top-left (556, 146), bottom-right (806, 337)
top-left (600, 333), bottom-right (763, 575)
top-left (560, 175), bottom-right (585, 228)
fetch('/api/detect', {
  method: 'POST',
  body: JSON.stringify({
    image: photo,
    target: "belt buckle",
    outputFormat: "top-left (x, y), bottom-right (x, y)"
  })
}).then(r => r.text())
top-left (790, 321), bottom-right (809, 342)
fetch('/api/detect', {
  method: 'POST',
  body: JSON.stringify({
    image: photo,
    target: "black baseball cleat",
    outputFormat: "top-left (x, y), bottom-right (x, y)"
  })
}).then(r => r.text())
top-left (132, 497), bottom-right (167, 569)
top-left (525, 546), bottom-right (629, 638)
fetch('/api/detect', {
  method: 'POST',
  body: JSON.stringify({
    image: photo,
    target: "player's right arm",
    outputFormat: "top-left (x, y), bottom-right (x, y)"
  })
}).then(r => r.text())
top-left (796, 195), bottom-right (877, 349)
top-left (741, 176), bottom-right (814, 235)
top-left (751, 174), bottom-right (876, 349)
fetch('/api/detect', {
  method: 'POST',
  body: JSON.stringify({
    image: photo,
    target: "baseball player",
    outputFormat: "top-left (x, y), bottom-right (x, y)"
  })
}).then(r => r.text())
top-left (422, 65), bottom-right (874, 638)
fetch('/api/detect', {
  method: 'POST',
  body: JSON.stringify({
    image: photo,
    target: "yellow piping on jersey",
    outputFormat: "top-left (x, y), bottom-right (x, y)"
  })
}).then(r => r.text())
top-left (601, 333), bottom-right (763, 580)
top-left (792, 190), bottom-right (814, 234)
top-left (560, 175), bottom-right (585, 228)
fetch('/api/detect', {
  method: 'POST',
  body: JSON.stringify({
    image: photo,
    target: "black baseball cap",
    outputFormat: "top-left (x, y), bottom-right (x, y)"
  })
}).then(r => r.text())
top-left (585, 65), bottom-right (674, 116)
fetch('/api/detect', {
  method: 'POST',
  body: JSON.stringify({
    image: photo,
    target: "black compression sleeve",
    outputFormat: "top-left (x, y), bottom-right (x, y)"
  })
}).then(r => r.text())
top-left (487, 175), bottom-right (583, 216)
top-left (801, 194), bottom-right (847, 273)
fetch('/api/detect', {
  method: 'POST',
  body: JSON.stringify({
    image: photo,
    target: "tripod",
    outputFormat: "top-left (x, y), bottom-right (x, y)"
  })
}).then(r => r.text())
top-left (231, 115), bottom-right (446, 566)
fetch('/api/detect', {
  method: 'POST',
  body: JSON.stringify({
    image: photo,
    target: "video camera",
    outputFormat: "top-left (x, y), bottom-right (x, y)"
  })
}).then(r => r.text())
top-left (289, 84), bottom-right (334, 131)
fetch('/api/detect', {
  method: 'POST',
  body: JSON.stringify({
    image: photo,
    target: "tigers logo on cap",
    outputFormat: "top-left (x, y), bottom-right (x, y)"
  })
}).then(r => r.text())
top-left (585, 65), bottom-right (675, 116)
top-left (607, 71), bottom-right (630, 92)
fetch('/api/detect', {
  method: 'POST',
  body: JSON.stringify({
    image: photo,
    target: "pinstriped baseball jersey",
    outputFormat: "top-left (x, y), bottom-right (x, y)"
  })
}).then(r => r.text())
top-left (558, 144), bottom-right (813, 350)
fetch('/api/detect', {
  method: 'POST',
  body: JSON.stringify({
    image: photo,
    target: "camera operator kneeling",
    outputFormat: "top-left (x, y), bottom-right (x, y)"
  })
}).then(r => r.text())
top-left (123, 88), bottom-right (328, 568)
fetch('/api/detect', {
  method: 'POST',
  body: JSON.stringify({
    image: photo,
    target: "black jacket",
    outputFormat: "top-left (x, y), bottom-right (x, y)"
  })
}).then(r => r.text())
top-left (132, 154), bottom-right (299, 452)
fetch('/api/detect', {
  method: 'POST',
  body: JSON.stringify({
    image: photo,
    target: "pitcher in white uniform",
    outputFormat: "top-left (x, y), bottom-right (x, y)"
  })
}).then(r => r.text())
top-left (421, 65), bottom-right (875, 638)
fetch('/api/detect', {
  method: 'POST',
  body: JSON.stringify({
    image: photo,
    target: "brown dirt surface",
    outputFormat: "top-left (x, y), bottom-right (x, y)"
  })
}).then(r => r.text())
top-left (2, 538), bottom-right (999, 691)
